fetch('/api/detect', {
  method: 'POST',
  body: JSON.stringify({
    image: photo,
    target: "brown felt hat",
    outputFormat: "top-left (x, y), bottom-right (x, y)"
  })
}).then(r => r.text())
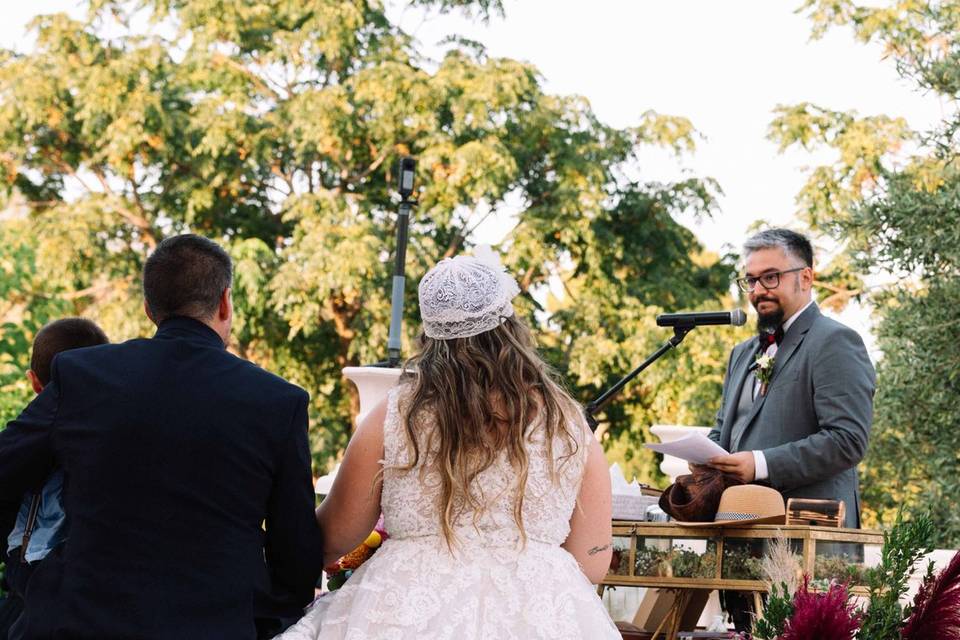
top-left (658, 468), bottom-right (743, 524)
top-left (675, 484), bottom-right (786, 527)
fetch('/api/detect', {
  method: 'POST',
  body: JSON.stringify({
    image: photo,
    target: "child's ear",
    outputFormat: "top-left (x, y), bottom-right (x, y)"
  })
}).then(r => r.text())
top-left (27, 370), bottom-right (44, 394)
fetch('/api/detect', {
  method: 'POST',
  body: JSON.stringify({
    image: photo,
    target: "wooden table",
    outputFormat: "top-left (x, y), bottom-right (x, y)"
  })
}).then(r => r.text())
top-left (601, 521), bottom-right (883, 639)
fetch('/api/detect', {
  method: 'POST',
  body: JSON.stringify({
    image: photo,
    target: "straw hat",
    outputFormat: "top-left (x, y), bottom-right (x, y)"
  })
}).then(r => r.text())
top-left (675, 484), bottom-right (786, 527)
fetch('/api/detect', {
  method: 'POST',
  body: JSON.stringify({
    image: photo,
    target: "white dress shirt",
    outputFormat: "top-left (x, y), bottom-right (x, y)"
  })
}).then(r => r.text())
top-left (751, 299), bottom-right (814, 481)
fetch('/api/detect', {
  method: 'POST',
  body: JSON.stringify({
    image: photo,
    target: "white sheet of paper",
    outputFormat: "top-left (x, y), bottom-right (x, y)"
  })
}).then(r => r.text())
top-left (645, 433), bottom-right (729, 464)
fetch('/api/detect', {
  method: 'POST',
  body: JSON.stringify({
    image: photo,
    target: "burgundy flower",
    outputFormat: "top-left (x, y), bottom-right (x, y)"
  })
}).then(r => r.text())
top-left (780, 575), bottom-right (862, 640)
top-left (901, 550), bottom-right (960, 640)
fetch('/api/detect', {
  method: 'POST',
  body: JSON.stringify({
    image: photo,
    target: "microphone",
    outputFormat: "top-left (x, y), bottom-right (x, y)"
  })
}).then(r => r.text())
top-left (656, 309), bottom-right (747, 328)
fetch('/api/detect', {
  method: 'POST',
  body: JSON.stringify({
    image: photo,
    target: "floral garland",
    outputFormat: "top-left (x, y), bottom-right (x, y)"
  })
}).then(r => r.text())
top-left (324, 516), bottom-right (390, 591)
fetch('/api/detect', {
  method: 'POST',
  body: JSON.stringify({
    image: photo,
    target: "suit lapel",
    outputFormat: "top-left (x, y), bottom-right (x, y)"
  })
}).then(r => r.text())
top-left (731, 303), bottom-right (820, 450)
top-left (769, 303), bottom-right (819, 382)
top-left (722, 343), bottom-right (755, 449)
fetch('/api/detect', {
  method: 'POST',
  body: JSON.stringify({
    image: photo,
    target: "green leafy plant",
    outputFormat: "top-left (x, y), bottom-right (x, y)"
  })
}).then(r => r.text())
top-left (752, 582), bottom-right (795, 640)
top-left (632, 542), bottom-right (718, 578)
top-left (633, 546), bottom-right (665, 577)
top-left (722, 543), bottom-right (765, 581)
top-left (858, 511), bottom-right (935, 640)
top-left (814, 554), bottom-right (868, 585)
top-left (670, 545), bottom-right (718, 579)
top-left (751, 512), bottom-right (938, 639)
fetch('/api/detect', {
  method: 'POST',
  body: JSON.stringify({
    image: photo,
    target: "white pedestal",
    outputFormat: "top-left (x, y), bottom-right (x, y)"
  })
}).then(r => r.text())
top-left (341, 366), bottom-right (403, 425)
top-left (314, 367), bottom-right (403, 496)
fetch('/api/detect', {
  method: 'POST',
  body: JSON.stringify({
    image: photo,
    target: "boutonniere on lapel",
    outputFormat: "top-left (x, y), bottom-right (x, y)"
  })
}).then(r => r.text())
top-left (754, 353), bottom-right (775, 396)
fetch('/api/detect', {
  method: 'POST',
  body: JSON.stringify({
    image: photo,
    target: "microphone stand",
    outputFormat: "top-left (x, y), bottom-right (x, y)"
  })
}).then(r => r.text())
top-left (584, 324), bottom-right (695, 431)
top-left (384, 157), bottom-right (417, 368)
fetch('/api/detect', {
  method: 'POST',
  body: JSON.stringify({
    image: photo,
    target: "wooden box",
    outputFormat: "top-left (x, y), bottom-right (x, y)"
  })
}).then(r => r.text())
top-left (786, 498), bottom-right (845, 528)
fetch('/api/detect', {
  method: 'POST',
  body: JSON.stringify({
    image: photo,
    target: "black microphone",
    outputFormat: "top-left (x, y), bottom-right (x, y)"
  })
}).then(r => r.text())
top-left (656, 309), bottom-right (747, 328)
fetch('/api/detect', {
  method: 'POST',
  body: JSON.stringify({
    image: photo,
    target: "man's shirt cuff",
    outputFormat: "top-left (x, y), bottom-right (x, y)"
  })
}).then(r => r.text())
top-left (752, 450), bottom-right (769, 481)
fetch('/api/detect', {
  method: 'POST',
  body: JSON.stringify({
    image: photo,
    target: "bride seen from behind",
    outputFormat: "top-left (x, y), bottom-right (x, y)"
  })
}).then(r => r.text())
top-left (278, 248), bottom-right (620, 639)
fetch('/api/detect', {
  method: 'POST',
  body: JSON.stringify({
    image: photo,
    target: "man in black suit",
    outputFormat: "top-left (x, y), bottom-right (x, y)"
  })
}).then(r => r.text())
top-left (0, 234), bottom-right (323, 639)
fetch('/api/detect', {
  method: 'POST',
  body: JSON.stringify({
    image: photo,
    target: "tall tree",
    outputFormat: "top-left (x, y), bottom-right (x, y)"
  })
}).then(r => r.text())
top-left (769, 0), bottom-right (960, 546)
top-left (0, 198), bottom-right (69, 423)
top-left (0, 0), bottom-right (737, 484)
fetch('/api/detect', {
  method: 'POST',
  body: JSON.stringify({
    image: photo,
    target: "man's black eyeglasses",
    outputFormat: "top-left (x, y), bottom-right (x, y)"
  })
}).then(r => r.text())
top-left (736, 267), bottom-right (805, 293)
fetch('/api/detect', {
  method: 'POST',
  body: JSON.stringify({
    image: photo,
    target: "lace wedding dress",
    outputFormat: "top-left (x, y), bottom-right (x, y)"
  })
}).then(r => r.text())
top-left (276, 386), bottom-right (619, 639)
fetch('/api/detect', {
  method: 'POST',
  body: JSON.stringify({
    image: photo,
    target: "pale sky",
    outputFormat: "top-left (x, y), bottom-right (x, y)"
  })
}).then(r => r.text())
top-left (391, 0), bottom-right (945, 356)
top-left (391, 1), bottom-right (945, 249)
top-left (3, 1), bottom-right (946, 356)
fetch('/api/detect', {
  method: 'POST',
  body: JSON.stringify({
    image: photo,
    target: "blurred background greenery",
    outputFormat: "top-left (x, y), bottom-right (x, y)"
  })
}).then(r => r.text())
top-left (1, 0), bottom-right (958, 548)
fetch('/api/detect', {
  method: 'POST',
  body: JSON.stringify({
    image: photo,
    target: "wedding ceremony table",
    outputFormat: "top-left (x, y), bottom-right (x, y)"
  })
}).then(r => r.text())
top-left (602, 521), bottom-right (884, 639)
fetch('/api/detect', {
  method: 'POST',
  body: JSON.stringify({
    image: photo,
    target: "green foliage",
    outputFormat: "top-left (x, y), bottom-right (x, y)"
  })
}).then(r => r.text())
top-left (800, 0), bottom-right (960, 96)
top-left (752, 582), bottom-right (795, 640)
top-left (406, 0), bottom-right (504, 21)
top-left (0, 215), bottom-right (71, 426)
top-left (861, 280), bottom-right (960, 547)
top-left (767, 102), bottom-right (912, 230)
top-left (779, 0), bottom-right (960, 547)
top-left (0, 1), bottom-right (737, 484)
top-left (859, 511), bottom-right (934, 640)
top-left (631, 542), bottom-right (717, 578)
top-left (814, 553), bottom-right (867, 585)
top-left (750, 513), bottom-right (936, 640)
top-left (721, 542), bottom-right (765, 581)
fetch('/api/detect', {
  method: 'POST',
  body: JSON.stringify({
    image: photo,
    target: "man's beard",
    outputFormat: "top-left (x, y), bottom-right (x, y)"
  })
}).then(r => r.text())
top-left (756, 305), bottom-right (785, 333)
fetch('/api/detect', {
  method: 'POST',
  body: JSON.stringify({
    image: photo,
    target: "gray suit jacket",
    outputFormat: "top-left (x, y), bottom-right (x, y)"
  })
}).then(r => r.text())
top-left (708, 303), bottom-right (875, 527)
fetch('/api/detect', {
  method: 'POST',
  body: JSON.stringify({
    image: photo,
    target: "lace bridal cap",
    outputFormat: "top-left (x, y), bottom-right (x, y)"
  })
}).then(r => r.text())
top-left (418, 245), bottom-right (521, 340)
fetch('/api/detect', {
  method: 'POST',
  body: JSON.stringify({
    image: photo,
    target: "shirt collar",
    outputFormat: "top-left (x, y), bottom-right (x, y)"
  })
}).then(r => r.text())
top-left (153, 316), bottom-right (225, 348)
top-left (783, 299), bottom-right (815, 333)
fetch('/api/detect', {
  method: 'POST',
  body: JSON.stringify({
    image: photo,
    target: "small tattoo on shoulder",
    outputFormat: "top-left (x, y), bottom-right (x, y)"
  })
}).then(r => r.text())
top-left (587, 543), bottom-right (611, 555)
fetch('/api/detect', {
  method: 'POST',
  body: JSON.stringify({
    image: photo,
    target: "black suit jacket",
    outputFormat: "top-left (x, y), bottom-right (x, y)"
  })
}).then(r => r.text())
top-left (0, 317), bottom-right (323, 639)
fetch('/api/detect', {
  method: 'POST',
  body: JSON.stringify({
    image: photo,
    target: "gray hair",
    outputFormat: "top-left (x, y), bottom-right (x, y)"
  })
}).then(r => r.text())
top-left (743, 228), bottom-right (813, 268)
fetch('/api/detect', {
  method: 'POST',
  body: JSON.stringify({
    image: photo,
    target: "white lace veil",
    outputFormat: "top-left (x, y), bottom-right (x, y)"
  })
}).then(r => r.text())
top-left (418, 245), bottom-right (521, 340)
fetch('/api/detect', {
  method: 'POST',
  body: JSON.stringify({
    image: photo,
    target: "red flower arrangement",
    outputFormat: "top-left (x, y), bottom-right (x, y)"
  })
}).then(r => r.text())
top-left (779, 576), bottom-right (862, 640)
top-left (747, 515), bottom-right (960, 640)
top-left (901, 550), bottom-right (960, 640)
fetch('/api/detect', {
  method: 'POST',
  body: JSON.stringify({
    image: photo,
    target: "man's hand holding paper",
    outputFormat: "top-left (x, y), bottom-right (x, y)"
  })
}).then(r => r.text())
top-left (644, 433), bottom-right (728, 465)
top-left (705, 451), bottom-right (756, 483)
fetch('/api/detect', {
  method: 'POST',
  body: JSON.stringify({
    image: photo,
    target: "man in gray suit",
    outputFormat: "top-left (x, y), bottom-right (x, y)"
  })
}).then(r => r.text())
top-left (706, 228), bottom-right (875, 524)
top-left (704, 228), bottom-right (875, 631)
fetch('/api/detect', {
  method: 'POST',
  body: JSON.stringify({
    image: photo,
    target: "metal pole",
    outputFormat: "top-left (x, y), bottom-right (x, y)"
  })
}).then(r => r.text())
top-left (386, 156), bottom-right (416, 367)
top-left (584, 325), bottom-right (693, 430)
top-left (387, 198), bottom-right (412, 366)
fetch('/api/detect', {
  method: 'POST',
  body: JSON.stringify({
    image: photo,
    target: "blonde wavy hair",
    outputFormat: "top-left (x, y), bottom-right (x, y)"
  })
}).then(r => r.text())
top-left (398, 314), bottom-right (582, 548)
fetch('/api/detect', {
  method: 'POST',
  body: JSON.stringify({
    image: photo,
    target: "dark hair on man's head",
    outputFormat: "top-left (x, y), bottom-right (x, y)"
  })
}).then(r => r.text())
top-left (31, 318), bottom-right (109, 386)
top-left (743, 228), bottom-right (814, 268)
top-left (143, 234), bottom-right (232, 323)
